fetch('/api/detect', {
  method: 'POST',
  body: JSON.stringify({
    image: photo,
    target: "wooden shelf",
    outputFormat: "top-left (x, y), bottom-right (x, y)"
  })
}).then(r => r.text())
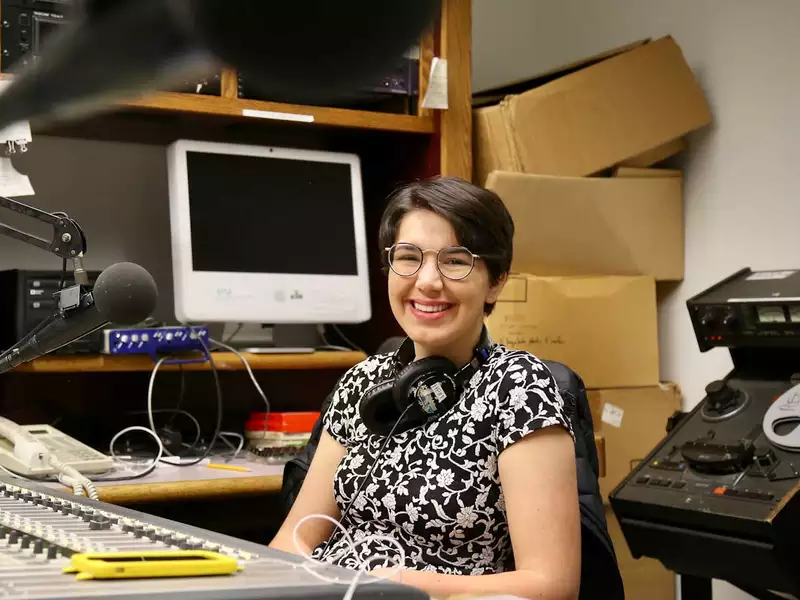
top-left (120, 92), bottom-right (436, 135)
top-left (11, 351), bottom-right (366, 374)
top-left (0, 73), bottom-right (434, 136)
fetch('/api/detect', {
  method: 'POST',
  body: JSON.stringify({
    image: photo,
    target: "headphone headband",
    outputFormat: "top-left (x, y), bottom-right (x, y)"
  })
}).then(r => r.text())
top-left (391, 325), bottom-right (494, 375)
top-left (360, 325), bottom-right (495, 437)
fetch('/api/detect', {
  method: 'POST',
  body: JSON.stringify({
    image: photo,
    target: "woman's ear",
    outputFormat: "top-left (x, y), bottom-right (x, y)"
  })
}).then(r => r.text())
top-left (486, 272), bottom-right (508, 305)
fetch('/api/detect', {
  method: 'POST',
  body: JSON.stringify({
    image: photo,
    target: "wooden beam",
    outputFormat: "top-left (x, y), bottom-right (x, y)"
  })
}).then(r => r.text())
top-left (438, 0), bottom-right (472, 180)
top-left (221, 67), bottom-right (239, 100)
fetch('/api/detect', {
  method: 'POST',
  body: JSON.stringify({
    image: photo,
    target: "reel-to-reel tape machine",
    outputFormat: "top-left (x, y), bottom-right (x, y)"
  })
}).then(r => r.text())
top-left (610, 268), bottom-right (800, 599)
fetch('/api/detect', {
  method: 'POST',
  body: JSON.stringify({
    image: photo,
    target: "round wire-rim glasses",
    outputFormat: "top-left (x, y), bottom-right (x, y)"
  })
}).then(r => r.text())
top-left (385, 242), bottom-right (483, 281)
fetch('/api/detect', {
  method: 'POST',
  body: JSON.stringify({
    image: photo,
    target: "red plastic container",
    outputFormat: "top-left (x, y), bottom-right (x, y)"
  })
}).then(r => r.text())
top-left (245, 411), bottom-right (320, 434)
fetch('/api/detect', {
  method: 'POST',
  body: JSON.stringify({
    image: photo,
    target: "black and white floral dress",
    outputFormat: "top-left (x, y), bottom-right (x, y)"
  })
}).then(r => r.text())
top-left (311, 344), bottom-right (573, 575)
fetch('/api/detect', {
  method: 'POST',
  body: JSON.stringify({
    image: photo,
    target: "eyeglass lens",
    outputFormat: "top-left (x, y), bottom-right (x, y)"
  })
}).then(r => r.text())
top-left (388, 243), bottom-right (475, 280)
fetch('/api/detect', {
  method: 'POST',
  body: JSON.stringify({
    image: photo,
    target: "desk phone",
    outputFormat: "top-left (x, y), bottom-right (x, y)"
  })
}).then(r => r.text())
top-left (0, 417), bottom-right (112, 476)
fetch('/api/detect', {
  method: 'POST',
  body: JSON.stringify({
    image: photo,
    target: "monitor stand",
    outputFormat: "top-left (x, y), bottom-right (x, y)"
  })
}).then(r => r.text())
top-left (221, 323), bottom-right (322, 354)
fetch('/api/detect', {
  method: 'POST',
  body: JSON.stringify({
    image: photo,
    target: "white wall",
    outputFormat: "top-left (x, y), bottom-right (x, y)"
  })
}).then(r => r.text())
top-left (473, 1), bottom-right (800, 599)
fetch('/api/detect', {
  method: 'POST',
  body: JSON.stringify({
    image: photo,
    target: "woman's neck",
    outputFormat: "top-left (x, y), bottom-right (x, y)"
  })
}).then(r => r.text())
top-left (413, 323), bottom-right (484, 368)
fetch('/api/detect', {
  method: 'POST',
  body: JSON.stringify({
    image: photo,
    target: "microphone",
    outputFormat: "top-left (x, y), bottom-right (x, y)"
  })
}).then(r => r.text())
top-left (0, 262), bottom-right (158, 374)
top-left (0, 0), bottom-right (441, 132)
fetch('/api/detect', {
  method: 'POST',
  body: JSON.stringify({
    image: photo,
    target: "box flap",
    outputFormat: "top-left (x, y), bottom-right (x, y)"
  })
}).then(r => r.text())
top-left (503, 36), bottom-right (712, 176)
top-left (618, 137), bottom-right (685, 168)
top-left (613, 166), bottom-right (683, 178)
top-left (472, 38), bottom-right (649, 107)
top-left (473, 101), bottom-right (521, 186)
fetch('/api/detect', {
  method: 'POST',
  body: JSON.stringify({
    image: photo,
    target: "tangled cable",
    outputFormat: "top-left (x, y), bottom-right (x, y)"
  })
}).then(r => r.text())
top-left (291, 513), bottom-right (406, 600)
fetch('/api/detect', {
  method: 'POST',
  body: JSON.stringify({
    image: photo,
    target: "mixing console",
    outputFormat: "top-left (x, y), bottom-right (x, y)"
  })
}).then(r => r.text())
top-left (0, 475), bottom-right (426, 599)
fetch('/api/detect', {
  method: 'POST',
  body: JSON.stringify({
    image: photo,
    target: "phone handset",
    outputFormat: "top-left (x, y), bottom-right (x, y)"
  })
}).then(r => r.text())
top-left (0, 416), bottom-right (50, 471)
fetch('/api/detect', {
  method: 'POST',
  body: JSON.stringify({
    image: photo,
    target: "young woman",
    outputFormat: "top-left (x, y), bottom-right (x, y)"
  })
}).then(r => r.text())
top-left (270, 177), bottom-right (581, 600)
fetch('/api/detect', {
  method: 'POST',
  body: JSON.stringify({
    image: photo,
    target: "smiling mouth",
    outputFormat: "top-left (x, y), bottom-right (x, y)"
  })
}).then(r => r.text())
top-left (410, 301), bottom-right (453, 313)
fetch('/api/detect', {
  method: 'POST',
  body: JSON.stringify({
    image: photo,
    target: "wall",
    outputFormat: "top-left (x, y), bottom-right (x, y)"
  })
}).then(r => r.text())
top-left (473, 1), bottom-right (800, 599)
top-left (0, 136), bottom-right (175, 320)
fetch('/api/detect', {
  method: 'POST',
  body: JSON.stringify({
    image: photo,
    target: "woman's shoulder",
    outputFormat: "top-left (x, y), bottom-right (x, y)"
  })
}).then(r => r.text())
top-left (481, 344), bottom-right (575, 441)
top-left (335, 351), bottom-right (396, 397)
top-left (483, 344), bottom-right (556, 378)
top-left (479, 344), bottom-right (566, 407)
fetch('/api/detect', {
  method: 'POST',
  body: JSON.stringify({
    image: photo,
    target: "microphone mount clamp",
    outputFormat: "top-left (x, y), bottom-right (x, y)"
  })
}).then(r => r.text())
top-left (0, 195), bottom-right (89, 295)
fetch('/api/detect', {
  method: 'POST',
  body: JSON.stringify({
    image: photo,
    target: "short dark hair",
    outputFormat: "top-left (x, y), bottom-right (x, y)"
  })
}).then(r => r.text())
top-left (378, 176), bottom-right (514, 315)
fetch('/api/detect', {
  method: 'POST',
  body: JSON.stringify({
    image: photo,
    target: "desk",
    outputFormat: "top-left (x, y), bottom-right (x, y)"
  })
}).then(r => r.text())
top-left (44, 459), bottom-right (285, 505)
top-left (36, 434), bottom-right (605, 545)
top-left (44, 434), bottom-right (605, 505)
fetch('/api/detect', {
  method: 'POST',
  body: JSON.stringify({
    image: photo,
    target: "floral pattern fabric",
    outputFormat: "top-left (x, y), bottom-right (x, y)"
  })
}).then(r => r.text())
top-left (312, 344), bottom-right (573, 575)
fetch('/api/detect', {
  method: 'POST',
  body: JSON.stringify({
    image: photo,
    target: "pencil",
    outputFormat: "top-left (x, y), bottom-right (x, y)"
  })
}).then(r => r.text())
top-left (207, 463), bottom-right (251, 473)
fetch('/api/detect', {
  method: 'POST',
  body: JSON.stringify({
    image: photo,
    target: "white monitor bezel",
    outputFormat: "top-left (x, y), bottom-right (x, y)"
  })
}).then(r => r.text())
top-left (167, 139), bottom-right (372, 325)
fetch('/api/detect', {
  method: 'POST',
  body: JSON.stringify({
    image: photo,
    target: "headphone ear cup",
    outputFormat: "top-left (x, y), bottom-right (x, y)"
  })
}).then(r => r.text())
top-left (393, 357), bottom-right (460, 417)
top-left (359, 379), bottom-right (402, 437)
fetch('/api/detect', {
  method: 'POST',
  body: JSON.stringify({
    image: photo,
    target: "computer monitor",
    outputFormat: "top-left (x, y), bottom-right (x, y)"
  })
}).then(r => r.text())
top-left (166, 139), bottom-right (371, 326)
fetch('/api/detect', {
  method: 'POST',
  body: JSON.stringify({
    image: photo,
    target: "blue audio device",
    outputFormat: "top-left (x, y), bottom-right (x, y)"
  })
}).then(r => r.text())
top-left (102, 326), bottom-right (210, 362)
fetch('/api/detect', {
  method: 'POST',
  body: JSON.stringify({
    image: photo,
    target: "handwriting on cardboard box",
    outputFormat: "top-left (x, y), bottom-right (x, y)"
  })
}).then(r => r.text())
top-left (497, 333), bottom-right (566, 346)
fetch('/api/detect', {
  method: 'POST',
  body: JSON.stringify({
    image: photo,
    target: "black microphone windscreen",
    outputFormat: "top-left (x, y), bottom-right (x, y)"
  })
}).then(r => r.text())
top-left (92, 262), bottom-right (158, 325)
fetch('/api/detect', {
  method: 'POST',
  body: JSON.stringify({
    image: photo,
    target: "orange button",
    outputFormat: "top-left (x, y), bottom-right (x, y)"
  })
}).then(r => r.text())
top-left (713, 487), bottom-right (726, 495)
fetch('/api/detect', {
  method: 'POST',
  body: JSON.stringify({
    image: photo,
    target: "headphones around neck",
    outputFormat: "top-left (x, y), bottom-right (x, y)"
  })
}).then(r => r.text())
top-left (359, 327), bottom-right (495, 436)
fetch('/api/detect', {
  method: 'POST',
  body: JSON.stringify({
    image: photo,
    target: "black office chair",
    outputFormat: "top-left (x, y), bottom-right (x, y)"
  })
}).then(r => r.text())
top-left (544, 359), bottom-right (625, 600)
top-left (281, 341), bottom-right (625, 600)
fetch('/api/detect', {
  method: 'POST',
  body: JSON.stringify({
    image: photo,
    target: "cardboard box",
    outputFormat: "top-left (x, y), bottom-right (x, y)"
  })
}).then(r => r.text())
top-left (486, 274), bottom-right (659, 389)
top-left (588, 384), bottom-right (682, 501)
top-left (613, 166), bottom-right (682, 178)
top-left (607, 507), bottom-right (675, 600)
top-left (486, 171), bottom-right (684, 281)
top-left (617, 137), bottom-right (686, 169)
top-left (472, 36), bottom-right (711, 185)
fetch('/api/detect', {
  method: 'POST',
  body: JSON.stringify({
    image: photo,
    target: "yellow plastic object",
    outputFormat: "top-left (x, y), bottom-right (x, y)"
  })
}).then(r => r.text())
top-left (62, 550), bottom-right (241, 580)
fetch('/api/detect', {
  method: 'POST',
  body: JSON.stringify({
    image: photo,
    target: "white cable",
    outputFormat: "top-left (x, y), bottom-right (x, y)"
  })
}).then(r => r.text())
top-left (217, 431), bottom-right (244, 460)
top-left (57, 473), bottom-right (84, 497)
top-left (49, 456), bottom-right (98, 501)
top-left (140, 409), bottom-right (201, 448)
top-left (209, 338), bottom-right (270, 423)
top-left (0, 465), bottom-right (26, 480)
top-left (105, 426), bottom-right (164, 479)
top-left (146, 358), bottom-right (207, 455)
top-left (291, 514), bottom-right (406, 600)
top-left (147, 356), bottom-right (169, 446)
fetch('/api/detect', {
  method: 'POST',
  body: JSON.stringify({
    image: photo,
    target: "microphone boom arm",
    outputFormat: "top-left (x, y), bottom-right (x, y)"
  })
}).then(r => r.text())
top-left (0, 195), bottom-right (89, 286)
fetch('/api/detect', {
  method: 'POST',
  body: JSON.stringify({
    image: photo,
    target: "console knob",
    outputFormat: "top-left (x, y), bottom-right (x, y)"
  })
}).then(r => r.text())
top-left (705, 380), bottom-right (738, 410)
top-left (722, 311), bottom-right (738, 328)
top-left (700, 309), bottom-right (716, 328)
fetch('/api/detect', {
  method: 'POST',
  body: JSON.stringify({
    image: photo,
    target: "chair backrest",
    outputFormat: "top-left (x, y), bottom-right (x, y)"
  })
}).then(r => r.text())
top-left (542, 359), bottom-right (625, 600)
top-left (280, 355), bottom-right (624, 600)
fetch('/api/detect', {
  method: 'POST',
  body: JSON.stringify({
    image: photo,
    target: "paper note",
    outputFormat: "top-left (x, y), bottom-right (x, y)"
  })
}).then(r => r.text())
top-left (0, 156), bottom-right (34, 197)
top-left (601, 403), bottom-right (624, 428)
top-left (0, 81), bottom-right (32, 145)
top-left (421, 57), bottom-right (449, 109)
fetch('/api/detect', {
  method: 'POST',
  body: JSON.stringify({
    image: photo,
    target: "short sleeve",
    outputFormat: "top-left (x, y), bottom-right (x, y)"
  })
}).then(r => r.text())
top-left (321, 354), bottom-right (394, 448)
top-left (322, 383), bottom-right (351, 447)
top-left (495, 352), bottom-right (574, 452)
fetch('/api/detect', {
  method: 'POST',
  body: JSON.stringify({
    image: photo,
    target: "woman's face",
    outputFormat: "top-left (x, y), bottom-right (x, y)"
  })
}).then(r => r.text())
top-left (388, 209), bottom-right (506, 364)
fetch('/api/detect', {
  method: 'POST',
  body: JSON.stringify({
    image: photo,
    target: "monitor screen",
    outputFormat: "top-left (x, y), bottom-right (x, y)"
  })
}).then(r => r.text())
top-left (167, 140), bottom-right (371, 325)
top-left (185, 151), bottom-right (358, 276)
